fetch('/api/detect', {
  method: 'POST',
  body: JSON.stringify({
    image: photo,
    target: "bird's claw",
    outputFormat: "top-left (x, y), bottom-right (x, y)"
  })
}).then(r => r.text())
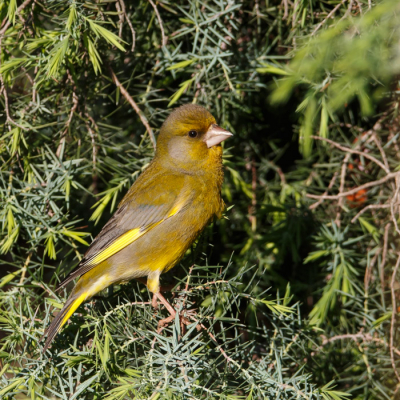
top-left (157, 312), bottom-right (190, 333)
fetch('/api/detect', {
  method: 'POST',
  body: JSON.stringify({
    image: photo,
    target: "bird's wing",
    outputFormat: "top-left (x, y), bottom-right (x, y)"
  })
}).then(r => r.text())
top-left (57, 170), bottom-right (189, 290)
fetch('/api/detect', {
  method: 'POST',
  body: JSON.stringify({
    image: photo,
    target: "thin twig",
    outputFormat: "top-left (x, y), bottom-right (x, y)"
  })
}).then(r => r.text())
top-left (335, 152), bottom-right (351, 226)
top-left (344, 0), bottom-right (354, 18)
top-left (115, 1), bottom-right (124, 38)
top-left (355, 0), bottom-right (363, 14)
top-left (390, 254), bottom-right (400, 383)
top-left (391, 175), bottom-right (400, 236)
top-left (85, 119), bottom-right (98, 169)
top-left (321, 332), bottom-right (400, 357)
top-left (119, 0), bottom-right (136, 51)
top-left (246, 157), bottom-right (257, 231)
top-left (309, 171), bottom-right (338, 210)
top-left (307, 171), bottom-right (399, 200)
top-left (109, 66), bottom-right (156, 150)
top-left (148, 0), bottom-right (167, 46)
top-left (365, 248), bottom-right (380, 294)
top-left (0, 0), bottom-right (33, 36)
top-left (380, 223), bottom-right (391, 294)
top-left (56, 90), bottom-right (78, 158)
top-left (312, 135), bottom-right (390, 174)
top-left (18, 252), bottom-right (33, 286)
top-left (351, 204), bottom-right (391, 223)
top-left (372, 133), bottom-right (390, 172)
top-left (292, 0), bottom-right (300, 28)
top-left (0, 75), bottom-right (29, 131)
top-left (281, 0), bottom-right (289, 19)
top-left (311, 0), bottom-right (348, 36)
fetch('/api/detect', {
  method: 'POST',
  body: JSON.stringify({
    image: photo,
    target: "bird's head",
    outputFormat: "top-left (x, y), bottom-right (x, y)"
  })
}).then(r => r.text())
top-left (156, 104), bottom-right (232, 172)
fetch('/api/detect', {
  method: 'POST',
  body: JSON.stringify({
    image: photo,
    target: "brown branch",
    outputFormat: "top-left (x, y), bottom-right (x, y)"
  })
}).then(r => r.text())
top-left (292, 0), bottom-right (300, 28)
top-left (0, 0), bottom-right (33, 36)
top-left (309, 171), bottom-right (338, 210)
top-left (148, 0), bottom-right (167, 47)
top-left (390, 254), bottom-right (400, 383)
top-left (281, 0), bottom-right (289, 19)
top-left (365, 248), bottom-right (380, 295)
top-left (119, 0), bottom-right (136, 51)
top-left (312, 135), bottom-right (390, 174)
top-left (321, 332), bottom-right (400, 357)
top-left (380, 223), bottom-right (391, 294)
top-left (109, 66), bottom-right (156, 150)
top-left (311, 0), bottom-right (348, 36)
top-left (85, 119), bottom-right (97, 169)
top-left (306, 171), bottom-right (399, 200)
top-left (391, 175), bottom-right (400, 236)
top-left (0, 75), bottom-right (28, 131)
top-left (355, 0), bottom-right (363, 14)
top-left (335, 152), bottom-right (351, 226)
top-left (246, 157), bottom-right (257, 231)
top-left (351, 204), bottom-right (391, 223)
top-left (115, 0), bottom-right (124, 38)
top-left (18, 252), bottom-right (33, 286)
top-left (344, 0), bottom-right (354, 18)
top-left (32, 66), bottom-right (38, 102)
top-left (372, 133), bottom-right (390, 172)
top-left (56, 90), bottom-right (78, 158)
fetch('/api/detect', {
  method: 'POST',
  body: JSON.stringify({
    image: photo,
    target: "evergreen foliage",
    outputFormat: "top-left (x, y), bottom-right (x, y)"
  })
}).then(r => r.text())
top-left (1, 0), bottom-right (400, 398)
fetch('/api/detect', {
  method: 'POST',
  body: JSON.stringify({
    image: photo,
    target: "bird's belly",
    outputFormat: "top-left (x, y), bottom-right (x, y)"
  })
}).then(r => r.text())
top-left (103, 207), bottom-right (211, 284)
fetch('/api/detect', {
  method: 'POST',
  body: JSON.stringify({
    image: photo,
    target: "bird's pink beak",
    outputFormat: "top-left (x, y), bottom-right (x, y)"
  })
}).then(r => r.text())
top-left (204, 124), bottom-right (233, 148)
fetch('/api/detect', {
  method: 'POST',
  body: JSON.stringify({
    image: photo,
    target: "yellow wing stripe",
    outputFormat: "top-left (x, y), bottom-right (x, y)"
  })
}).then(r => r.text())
top-left (89, 227), bottom-right (143, 266)
top-left (87, 206), bottom-right (181, 267)
top-left (61, 292), bottom-right (87, 326)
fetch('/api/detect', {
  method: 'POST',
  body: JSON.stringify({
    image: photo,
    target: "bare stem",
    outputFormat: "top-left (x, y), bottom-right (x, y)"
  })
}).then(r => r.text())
top-left (109, 66), bottom-right (157, 150)
top-left (148, 0), bottom-right (167, 46)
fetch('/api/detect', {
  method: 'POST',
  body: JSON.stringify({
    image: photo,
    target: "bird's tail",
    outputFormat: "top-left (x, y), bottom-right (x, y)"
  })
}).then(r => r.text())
top-left (43, 292), bottom-right (86, 351)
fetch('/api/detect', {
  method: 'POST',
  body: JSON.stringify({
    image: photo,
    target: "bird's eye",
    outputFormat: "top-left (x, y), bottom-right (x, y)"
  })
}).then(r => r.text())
top-left (188, 130), bottom-right (198, 138)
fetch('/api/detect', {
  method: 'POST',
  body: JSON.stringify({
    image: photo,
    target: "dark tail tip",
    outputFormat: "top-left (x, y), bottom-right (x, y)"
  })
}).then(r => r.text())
top-left (42, 297), bottom-right (76, 352)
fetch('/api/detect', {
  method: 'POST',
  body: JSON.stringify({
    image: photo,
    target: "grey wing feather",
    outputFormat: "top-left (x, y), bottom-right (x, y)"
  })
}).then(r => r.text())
top-left (56, 169), bottom-right (186, 290)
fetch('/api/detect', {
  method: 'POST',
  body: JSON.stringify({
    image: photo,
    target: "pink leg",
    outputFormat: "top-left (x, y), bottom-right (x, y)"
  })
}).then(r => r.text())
top-left (154, 292), bottom-right (176, 330)
top-left (155, 292), bottom-right (176, 317)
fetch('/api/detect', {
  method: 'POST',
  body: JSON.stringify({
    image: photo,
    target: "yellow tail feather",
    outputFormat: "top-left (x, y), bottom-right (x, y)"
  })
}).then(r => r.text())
top-left (61, 292), bottom-right (87, 326)
top-left (43, 292), bottom-right (87, 351)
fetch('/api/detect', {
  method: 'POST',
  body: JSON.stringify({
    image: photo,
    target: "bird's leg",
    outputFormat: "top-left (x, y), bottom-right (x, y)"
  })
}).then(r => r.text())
top-left (145, 273), bottom-right (189, 330)
top-left (155, 291), bottom-right (176, 317)
top-left (156, 292), bottom-right (176, 331)
top-left (147, 273), bottom-right (179, 329)
top-left (151, 293), bottom-right (159, 310)
top-left (146, 271), bottom-right (176, 318)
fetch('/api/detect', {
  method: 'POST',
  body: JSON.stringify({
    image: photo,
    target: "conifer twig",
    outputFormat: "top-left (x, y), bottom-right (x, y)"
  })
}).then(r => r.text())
top-left (109, 66), bottom-right (157, 150)
top-left (0, 0), bottom-right (33, 36)
top-left (311, 0), bottom-right (348, 36)
top-left (148, 0), bottom-right (167, 47)
top-left (118, 0), bottom-right (136, 51)
top-left (309, 171), bottom-right (338, 210)
top-left (307, 172), bottom-right (399, 200)
top-left (311, 135), bottom-right (390, 173)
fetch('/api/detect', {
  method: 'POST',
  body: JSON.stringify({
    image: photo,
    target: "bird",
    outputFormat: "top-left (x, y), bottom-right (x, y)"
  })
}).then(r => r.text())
top-left (43, 103), bottom-right (233, 350)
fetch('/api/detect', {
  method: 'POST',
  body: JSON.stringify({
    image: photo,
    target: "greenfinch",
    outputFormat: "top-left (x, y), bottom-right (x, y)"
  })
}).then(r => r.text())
top-left (43, 104), bottom-right (232, 350)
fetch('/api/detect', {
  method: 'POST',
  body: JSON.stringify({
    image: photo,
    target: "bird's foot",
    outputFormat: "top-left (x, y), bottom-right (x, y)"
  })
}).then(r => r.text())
top-left (153, 292), bottom-right (191, 332)
top-left (154, 291), bottom-right (176, 316)
top-left (157, 315), bottom-right (176, 332)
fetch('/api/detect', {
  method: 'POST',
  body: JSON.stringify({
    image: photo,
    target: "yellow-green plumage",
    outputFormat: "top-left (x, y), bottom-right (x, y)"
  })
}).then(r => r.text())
top-left (43, 104), bottom-right (232, 350)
